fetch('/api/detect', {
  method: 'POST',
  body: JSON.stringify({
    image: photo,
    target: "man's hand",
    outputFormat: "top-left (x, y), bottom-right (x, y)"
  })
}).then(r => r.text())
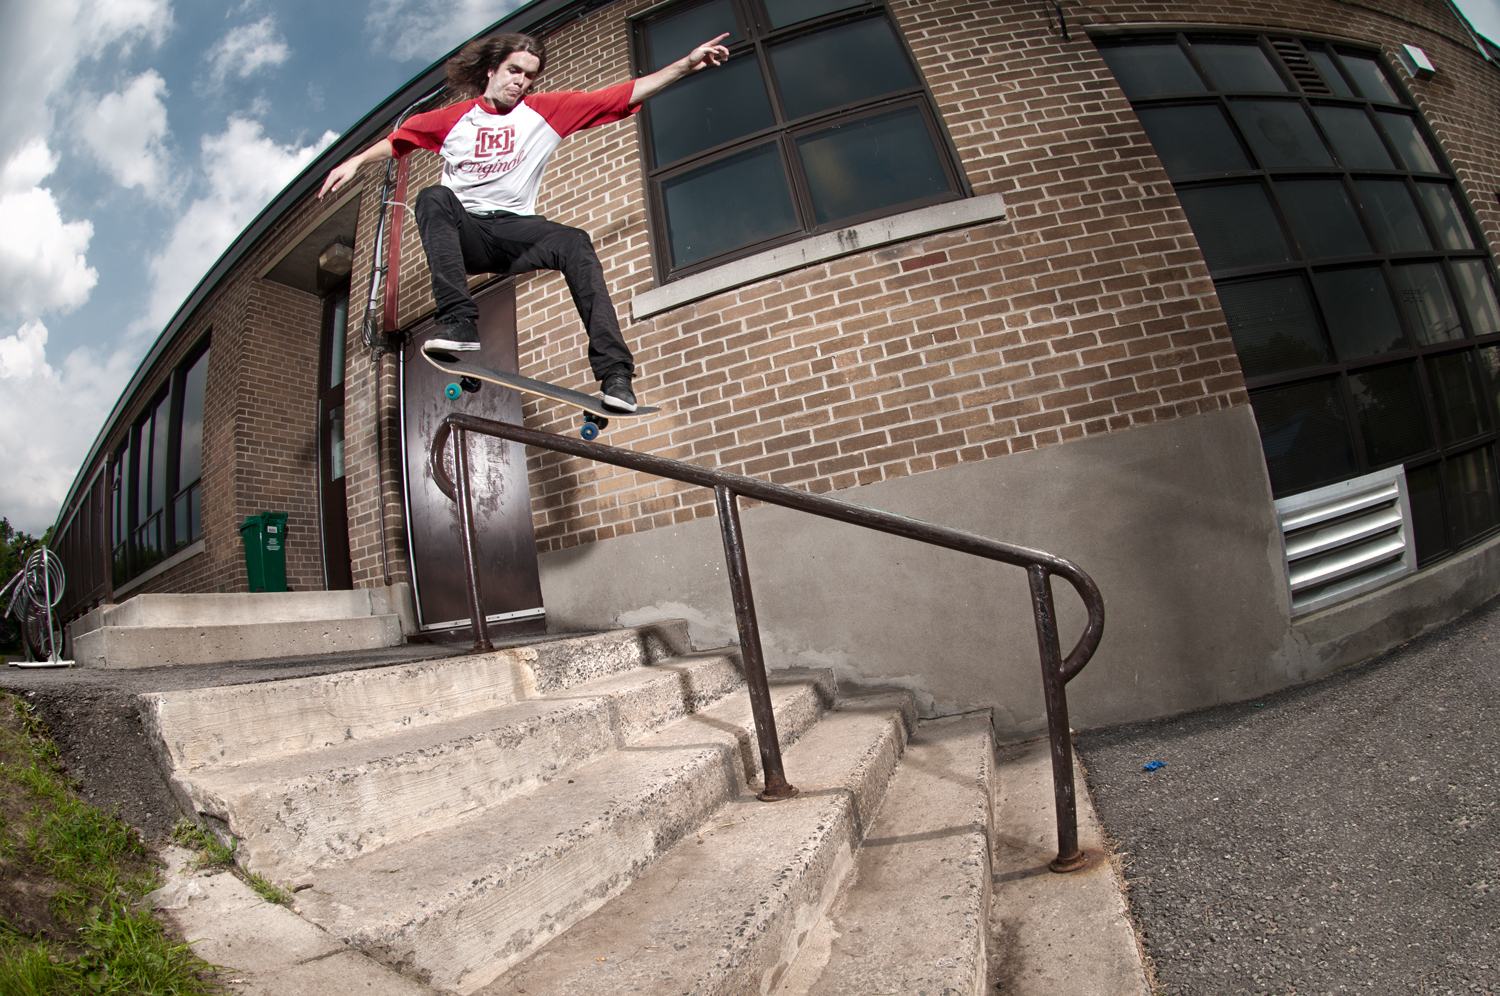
top-left (630, 33), bottom-right (732, 106)
top-left (318, 139), bottom-right (395, 199)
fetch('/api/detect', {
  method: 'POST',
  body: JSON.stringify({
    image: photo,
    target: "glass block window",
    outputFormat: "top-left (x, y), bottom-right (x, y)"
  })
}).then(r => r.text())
top-left (1098, 33), bottom-right (1500, 565)
top-left (632, 0), bottom-right (965, 279)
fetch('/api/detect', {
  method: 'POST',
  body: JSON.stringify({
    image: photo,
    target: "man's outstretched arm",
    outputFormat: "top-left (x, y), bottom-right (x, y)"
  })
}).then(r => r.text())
top-left (629, 33), bottom-right (731, 106)
top-left (319, 139), bottom-right (396, 200)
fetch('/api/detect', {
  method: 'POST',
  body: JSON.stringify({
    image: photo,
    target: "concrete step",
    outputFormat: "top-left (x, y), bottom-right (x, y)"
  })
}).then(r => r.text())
top-left (777, 712), bottom-right (995, 996)
top-left (75, 614), bottom-right (406, 668)
top-left (188, 651), bottom-right (747, 879)
top-left (475, 691), bottom-right (917, 996)
top-left (143, 624), bottom-right (691, 772)
top-left (72, 590), bottom-right (407, 636)
top-left (295, 670), bottom-right (841, 994)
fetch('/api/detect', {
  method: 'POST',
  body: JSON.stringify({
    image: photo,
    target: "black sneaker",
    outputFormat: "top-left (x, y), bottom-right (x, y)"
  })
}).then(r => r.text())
top-left (425, 320), bottom-right (480, 352)
top-left (600, 370), bottom-right (637, 412)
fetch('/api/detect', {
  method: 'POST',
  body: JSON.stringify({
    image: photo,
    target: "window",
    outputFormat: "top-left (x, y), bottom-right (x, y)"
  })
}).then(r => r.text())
top-left (632, 0), bottom-right (966, 280)
top-left (112, 342), bottom-right (209, 584)
top-left (1098, 34), bottom-right (1500, 564)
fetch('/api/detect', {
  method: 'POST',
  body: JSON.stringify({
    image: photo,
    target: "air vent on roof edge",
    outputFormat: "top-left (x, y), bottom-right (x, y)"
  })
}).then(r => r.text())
top-left (1272, 39), bottom-right (1332, 95)
top-left (1274, 465), bottom-right (1417, 618)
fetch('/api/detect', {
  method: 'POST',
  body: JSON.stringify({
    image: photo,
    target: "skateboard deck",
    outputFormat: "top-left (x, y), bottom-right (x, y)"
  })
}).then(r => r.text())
top-left (422, 348), bottom-right (659, 438)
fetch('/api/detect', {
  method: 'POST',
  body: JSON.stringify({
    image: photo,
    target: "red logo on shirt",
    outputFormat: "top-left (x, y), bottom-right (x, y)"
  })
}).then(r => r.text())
top-left (474, 126), bottom-right (514, 158)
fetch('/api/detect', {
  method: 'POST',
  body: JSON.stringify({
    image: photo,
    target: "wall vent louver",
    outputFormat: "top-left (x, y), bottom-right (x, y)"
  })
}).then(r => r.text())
top-left (1272, 39), bottom-right (1332, 94)
top-left (1274, 465), bottom-right (1417, 618)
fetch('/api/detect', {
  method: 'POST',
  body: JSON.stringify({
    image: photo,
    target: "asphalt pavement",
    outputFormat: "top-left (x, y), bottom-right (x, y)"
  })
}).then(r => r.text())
top-left (1076, 596), bottom-right (1499, 996)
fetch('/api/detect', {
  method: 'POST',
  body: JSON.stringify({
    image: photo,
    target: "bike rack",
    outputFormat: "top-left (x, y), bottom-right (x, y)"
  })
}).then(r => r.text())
top-left (429, 413), bottom-right (1106, 870)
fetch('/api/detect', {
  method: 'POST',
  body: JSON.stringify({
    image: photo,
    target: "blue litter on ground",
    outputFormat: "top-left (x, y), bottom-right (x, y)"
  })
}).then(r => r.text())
top-left (1142, 760), bottom-right (1167, 771)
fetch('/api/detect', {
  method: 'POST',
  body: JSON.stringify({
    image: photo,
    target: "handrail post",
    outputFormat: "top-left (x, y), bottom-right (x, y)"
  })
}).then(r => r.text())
top-left (1028, 564), bottom-right (1086, 872)
top-left (714, 485), bottom-right (797, 802)
top-left (453, 427), bottom-right (494, 653)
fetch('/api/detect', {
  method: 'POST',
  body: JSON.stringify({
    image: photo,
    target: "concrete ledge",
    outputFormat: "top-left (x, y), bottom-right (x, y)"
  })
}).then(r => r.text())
top-left (629, 194), bottom-right (1008, 320)
top-left (74, 614), bottom-right (404, 669)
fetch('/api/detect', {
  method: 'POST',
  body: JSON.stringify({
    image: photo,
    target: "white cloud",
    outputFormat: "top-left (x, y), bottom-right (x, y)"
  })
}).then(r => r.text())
top-left (135, 117), bottom-right (336, 334)
top-left (0, 320), bottom-right (134, 533)
top-left (365, 0), bottom-right (526, 62)
top-left (206, 16), bottom-right (290, 85)
top-left (0, 142), bottom-right (98, 319)
top-left (77, 70), bottom-right (172, 197)
top-left (0, 0), bottom-right (172, 169)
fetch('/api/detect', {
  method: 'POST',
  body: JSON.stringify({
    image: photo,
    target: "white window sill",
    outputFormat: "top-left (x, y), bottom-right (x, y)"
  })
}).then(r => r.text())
top-left (629, 194), bottom-right (1008, 320)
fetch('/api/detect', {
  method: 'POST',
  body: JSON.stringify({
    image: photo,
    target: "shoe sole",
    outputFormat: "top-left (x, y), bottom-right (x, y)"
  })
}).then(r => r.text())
top-left (601, 395), bottom-right (638, 413)
top-left (425, 339), bottom-right (481, 352)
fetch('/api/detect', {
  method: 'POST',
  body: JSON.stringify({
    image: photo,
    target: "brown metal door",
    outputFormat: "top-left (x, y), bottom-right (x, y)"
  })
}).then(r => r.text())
top-left (400, 280), bottom-right (544, 634)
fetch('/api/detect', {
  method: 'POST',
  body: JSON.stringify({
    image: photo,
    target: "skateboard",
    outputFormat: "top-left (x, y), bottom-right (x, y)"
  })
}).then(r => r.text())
top-left (422, 348), bottom-right (659, 439)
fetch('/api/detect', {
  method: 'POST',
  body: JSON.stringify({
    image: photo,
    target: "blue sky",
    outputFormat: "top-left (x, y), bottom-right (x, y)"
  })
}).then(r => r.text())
top-left (0, 0), bottom-right (1498, 535)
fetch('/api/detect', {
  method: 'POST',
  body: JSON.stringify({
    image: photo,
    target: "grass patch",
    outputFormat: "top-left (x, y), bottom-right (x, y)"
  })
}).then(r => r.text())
top-left (0, 694), bottom-right (218, 994)
top-left (167, 821), bottom-right (292, 907)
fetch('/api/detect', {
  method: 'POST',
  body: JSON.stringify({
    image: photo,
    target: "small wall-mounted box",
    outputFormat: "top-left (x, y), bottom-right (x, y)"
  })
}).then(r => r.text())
top-left (1400, 43), bottom-right (1436, 80)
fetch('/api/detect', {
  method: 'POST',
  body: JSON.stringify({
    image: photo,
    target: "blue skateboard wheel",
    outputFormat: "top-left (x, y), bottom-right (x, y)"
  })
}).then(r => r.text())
top-left (580, 421), bottom-right (600, 440)
top-left (445, 383), bottom-right (462, 400)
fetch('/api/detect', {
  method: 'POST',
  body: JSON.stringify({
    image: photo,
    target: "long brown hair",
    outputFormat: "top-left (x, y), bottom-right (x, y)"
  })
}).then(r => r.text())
top-left (445, 34), bottom-right (548, 97)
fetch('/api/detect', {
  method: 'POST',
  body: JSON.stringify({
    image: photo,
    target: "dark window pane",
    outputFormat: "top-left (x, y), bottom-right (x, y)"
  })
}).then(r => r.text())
top-left (1375, 112), bottom-right (1439, 172)
top-left (764, 0), bottom-right (862, 28)
top-left (1453, 260), bottom-right (1500, 336)
top-left (663, 143), bottom-right (798, 266)
top-left (1306, 47), bottom-right (1356, 97)
top-left (1135, 105), bottom-right (1250, 177)
top-left (1354, 180), bottom-right (1430, 253)
top-left (330, 405), bottom-right (346, 481)
top-left (1391, 263), bottom-right (1462, 345)
top-left (1313, 267), bottom-right (1406, 359)
top-left (1339, 52), bottom-right (1400, 103)
top-left (188, 485), bottom-right (201, 543)
top-left (1477, 346), bottom-right (1500, 424)
top-left (1406, 462), bottom-right (1447, 562)
top-left (1176, 184), bottom-right (1291, 270)
top-left (771, 17), bottom-right (915, 120)
top-left (179, 349), bottom-right (208, 488)
top-left (150, 393), bottom-right (170, 514)
top-left (797, 105), bottom-right (952, 225)
top-left (1192, 42), bottom-right (1287, 91)
top-left (133, 428), bottom-right (147, 527)
top-left (1447, 445), bottom-right (1500, 544)
top-left (329, 293), bottom-right (346, 389)
top-left (1277, 179), bottom-right (1371, 258)
top-left (1217, 276), bottom-right (1330, 378)
top-left (1427, 351), bottom-right (1487, 444)
top-left (648, 54), bottom-right (774, 165)
top-left (1249, 377), bottom-right (1356, 495)
top-left (646, 0), bottom-right (742, 72)
top-left (1349, 361), bottom-right (1431, 465)
top-left (1098, 43), bottom-right (1206, 98)
top-left (1229, 100), bottom-right (1334, 168)
top-left (1415, 183), bottom-right (1474, 250)
top-left (173, 493), bottom-right (188, 549)
top-left (1311, 105), bottom-right (1393, 168)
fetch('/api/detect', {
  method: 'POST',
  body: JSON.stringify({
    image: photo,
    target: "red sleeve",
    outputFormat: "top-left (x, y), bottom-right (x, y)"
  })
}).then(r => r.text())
top-left (525, 82), bottom-right (638, 139)
top-left (388, 100), bottom-right (478, 156)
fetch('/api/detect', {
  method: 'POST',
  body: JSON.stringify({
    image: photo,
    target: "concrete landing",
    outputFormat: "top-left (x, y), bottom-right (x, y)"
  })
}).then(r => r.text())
top-left (68, 590), bottom-right (414, 668)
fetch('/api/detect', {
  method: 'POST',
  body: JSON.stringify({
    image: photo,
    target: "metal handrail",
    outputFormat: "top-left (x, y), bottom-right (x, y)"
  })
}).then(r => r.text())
top-left (429, 412), bottom-right (1105, 871)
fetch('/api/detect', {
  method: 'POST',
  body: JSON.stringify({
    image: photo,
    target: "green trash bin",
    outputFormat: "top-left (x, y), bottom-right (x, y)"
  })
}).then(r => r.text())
top-left (239, 513), bottom-right (289, 592)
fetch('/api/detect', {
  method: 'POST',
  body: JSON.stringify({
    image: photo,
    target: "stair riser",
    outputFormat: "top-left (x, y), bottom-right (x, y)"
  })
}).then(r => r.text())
top-left (200, 658), bottom-right (747, 878)
top-left (75, 614), bottom-right (404, 669)
top-left (321, 681), bottom-right (833, 993)
top-left (144, 651), bottom-right (539, 772)
top-left (144, 623), bottom-right (694, 771)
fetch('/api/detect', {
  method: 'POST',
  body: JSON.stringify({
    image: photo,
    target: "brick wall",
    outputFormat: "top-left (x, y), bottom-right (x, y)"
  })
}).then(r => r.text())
top-left (332, 0), bottom-right (1500, 563)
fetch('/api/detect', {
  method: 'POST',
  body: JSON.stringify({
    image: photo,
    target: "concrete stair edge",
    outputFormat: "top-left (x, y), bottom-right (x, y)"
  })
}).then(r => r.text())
top-left (70, 590), bottom-right (400, 636)
top-left (474, 690), bottom-right (918, 996)
top-left (294, 674), bottom-right (839, 993)
top-left (74, 614), bottom-right (404, 669)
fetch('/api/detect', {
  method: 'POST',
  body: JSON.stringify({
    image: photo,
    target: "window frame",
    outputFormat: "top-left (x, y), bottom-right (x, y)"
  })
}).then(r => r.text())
top-left (629, 0), bottom-right (970, 282)
top-left (1097, 31), bottom-right (1500, 565)
top-left (113, 336), bottom-right (210, 584)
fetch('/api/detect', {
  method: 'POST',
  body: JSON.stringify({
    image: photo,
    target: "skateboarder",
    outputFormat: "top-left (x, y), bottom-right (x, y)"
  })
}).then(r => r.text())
top-left (319, 31), bottom-right (730, 412)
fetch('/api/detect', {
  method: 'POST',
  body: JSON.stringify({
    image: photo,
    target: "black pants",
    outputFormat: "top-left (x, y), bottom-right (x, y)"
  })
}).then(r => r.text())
top-left (413, 184), bottom-right (633, 380)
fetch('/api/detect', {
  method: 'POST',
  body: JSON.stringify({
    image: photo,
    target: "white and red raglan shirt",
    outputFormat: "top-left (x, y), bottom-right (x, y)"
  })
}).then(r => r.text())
top-left (387, 82), bottom-right (636, 216)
